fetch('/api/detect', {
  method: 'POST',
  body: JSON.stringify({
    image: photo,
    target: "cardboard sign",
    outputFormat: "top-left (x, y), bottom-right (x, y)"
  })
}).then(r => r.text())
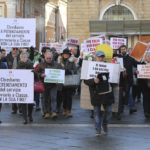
top-left (44, 69), bottom-right (65, 84)
top-left (0, 70), bottom-right (34, 103)
top-left (81, 60), bottom-right (120, 83)
top-left (85, 37), bottom-right (103, 53)
top-left (0, 18), bottom-right (36, 47)
top-left (110, 37), bottom-right (127, 49)
top-left (137, 65), bottom-right (150, 79)
top-left (66, 38), bottom-right (79, 46)
top-left (130, 42), bottom-right (148, 61)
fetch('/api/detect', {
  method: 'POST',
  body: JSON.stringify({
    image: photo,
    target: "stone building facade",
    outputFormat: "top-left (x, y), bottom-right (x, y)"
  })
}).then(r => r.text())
top-left (45, 0), bottom-right (67, 43)
top-left (67, 0), bottom-right (150, 48)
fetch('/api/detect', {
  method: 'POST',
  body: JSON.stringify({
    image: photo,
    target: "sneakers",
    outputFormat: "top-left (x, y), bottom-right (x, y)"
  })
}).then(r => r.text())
top-left (44, 113), bottom-right (51, 119)
top-left (95, 130), bottom-right (101, 137)
top-left (102, 125), bottom-right (108, 135)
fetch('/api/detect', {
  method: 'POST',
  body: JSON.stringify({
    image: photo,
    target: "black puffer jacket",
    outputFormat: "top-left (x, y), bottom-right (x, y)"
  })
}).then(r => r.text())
top-left (84, 73), bottom-right (114, 106)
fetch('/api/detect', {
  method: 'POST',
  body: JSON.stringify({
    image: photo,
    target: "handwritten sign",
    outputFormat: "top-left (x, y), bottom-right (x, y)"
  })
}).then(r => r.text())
top-left (137, 65), bottom-right (150, 79)
top-left (110, 37), bottom-right (127, 49)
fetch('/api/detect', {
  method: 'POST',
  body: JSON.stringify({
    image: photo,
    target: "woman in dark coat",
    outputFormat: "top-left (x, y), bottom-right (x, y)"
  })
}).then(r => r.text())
top-left (17, 52), bottom-right (34, 124)
top-left (138, 52), bottom-right (150, 118)
top-left (57, 48), bottom-right (77, 117)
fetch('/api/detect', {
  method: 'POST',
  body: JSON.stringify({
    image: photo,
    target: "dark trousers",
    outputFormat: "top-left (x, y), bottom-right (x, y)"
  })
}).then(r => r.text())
top-left (142, 91), bottom-right (150, 115)
top-left (56, 91), bottom-right (63, 111)
top-left (132, 85), bottom-right (141, 101)
top-left (0, 103), bottom-right (2, 111)
top-left (34, 92), bottom-right (40, 107)
top-left (12, 104), bottom-right (22, 113)
top-left (62, 87), bottom-right (74, 111)
top-left (22, 104), bottom-right (33, 121)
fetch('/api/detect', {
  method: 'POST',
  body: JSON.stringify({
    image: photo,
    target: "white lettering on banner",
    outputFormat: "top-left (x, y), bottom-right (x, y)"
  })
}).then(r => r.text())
top-left (137, 65), bottom-right (150, 79)
top-left (84, 38), bottom-right (103, 53)
top-left (0, 70), bottom-right (34, 103)
top-left (0, 18), bottom-right (36, 47)
top-left (81, 60), bottom-right (121, 83)
top-left (110, 37), bottom-right (127, 49)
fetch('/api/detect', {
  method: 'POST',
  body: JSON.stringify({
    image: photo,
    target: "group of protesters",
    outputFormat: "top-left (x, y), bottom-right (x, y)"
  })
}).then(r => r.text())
top-left (0, 44), bottom-right (150, 136)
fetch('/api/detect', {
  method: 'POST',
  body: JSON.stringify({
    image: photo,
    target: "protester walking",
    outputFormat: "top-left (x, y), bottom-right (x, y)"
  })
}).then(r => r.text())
top-left (84, 51), bottom-right (114, 136)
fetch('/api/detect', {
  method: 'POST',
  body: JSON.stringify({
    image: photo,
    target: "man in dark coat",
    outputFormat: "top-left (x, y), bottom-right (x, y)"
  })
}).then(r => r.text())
top-left (0, 51), bottom-right (7, 123)
top-left (5, 47), bottom-right (21, 114)
top-left (84, 51), bottom-right (113, 136)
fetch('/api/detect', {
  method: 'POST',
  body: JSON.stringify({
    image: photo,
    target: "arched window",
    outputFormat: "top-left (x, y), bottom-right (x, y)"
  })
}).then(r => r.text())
top-left (103, 5), bottom-right (134, 20)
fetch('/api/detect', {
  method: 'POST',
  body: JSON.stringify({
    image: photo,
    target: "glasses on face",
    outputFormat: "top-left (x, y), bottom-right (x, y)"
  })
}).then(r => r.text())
top-left (12, 48), bottom-right (18, 51)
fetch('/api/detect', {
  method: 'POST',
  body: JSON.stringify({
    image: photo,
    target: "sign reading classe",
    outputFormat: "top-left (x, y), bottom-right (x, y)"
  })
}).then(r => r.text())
top-left (0, 70), bottom-right (34, 103)
top-left (44, 69), bottom-right (65, 84)
top-left (137, 65), bottom-right (150, 79)
top-left (0, 18), bottom-right (36, 47)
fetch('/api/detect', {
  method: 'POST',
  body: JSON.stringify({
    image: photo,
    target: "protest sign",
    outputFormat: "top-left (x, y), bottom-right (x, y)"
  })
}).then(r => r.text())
top-left (0, 18), bottom-right (36, 47)
top-left (130, 42), bottom-right (148, 61)
top-left (0, 70), bottom-right (34, 103)
top-left (85, 37), bottom-right (103, 53)
top-left (66, 38), bottom-right (79, 46)
top-left (52, 43), bottom-right (63, 53)
top-left (44, 69), bottom-right (65, 84)
top-left (81, 60), bottom-right (120, 83)
top-left (81, 43), bottom-right (88, 53)
top-left (137, 65), bottom-right (150, 79)
top-left (110, 37), bottom-right (127, 49)
top-left (39, 43), bottom-right (52, 53)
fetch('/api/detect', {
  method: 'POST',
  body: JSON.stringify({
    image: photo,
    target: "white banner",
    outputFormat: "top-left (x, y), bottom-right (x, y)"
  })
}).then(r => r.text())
top-left (137, 65), bottom-right (150, 79)
top-left (0, 18), bottom-right (36, 47)
top-left (84, 37), bottom-right (103, 53)
top-left (110, 37), bottom-right (127, 49)
top-left (0, 70), bottom-right (34, 103)
top-left (66, 38), bottom-right (79, 46)
top-left (39, 43), bottom-right (52, 53)
top-left (44, 69), bottom-right (65, 84)
top-left (81, 60), bottom-right (121, 83)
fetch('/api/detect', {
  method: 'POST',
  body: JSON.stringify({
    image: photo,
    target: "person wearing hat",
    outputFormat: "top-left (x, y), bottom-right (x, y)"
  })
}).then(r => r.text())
top-left (57, 48), bottom-right (77, 117)
top-left (84, 51), bottom-right (113, 136)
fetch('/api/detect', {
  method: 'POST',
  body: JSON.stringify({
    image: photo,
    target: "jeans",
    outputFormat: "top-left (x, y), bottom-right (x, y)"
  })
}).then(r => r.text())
top-left (94, 105), bottom-right (112, 132)
top-left (44, 86), bottom-right (57, 113)
top-left (34, 92), bottom-right (40, 108)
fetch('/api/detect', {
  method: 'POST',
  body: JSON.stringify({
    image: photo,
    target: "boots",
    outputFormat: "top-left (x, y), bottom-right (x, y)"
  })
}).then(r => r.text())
top-left (62, 109), bottom-right (66, 116)
top-left (66, 110), bottom-right (72, 118)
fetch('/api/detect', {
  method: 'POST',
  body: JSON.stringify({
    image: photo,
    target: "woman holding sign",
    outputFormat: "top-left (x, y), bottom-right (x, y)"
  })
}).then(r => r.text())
top-left (138, 52), bottom-right (150, 119)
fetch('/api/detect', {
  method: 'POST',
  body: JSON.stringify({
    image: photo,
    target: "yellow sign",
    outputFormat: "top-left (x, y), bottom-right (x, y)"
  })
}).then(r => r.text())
top-left (95, 44), bottom-right (113, 59)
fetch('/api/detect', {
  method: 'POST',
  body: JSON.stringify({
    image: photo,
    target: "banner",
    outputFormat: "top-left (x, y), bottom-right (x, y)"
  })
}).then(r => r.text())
top-left (137, 65), bottom-right (150, 79)
top-left (0, 18), bottom-right (36, 47)
top-left (0, 70), bottom-right (34, 103)
top-left (39, 43), bottom-right (52, 53)
top-left (81, 60), bottom-right (120, 83)
top-left (110, 37), bottom-right (127, 49)
top-left (130, 42), bottom-right (148, 61)
top-left (44, 69), bottom-right (65, 84)
top-left (66, 38), bottom-right (79, 46)
top-left (84, 37), bottom-right (103, 53)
